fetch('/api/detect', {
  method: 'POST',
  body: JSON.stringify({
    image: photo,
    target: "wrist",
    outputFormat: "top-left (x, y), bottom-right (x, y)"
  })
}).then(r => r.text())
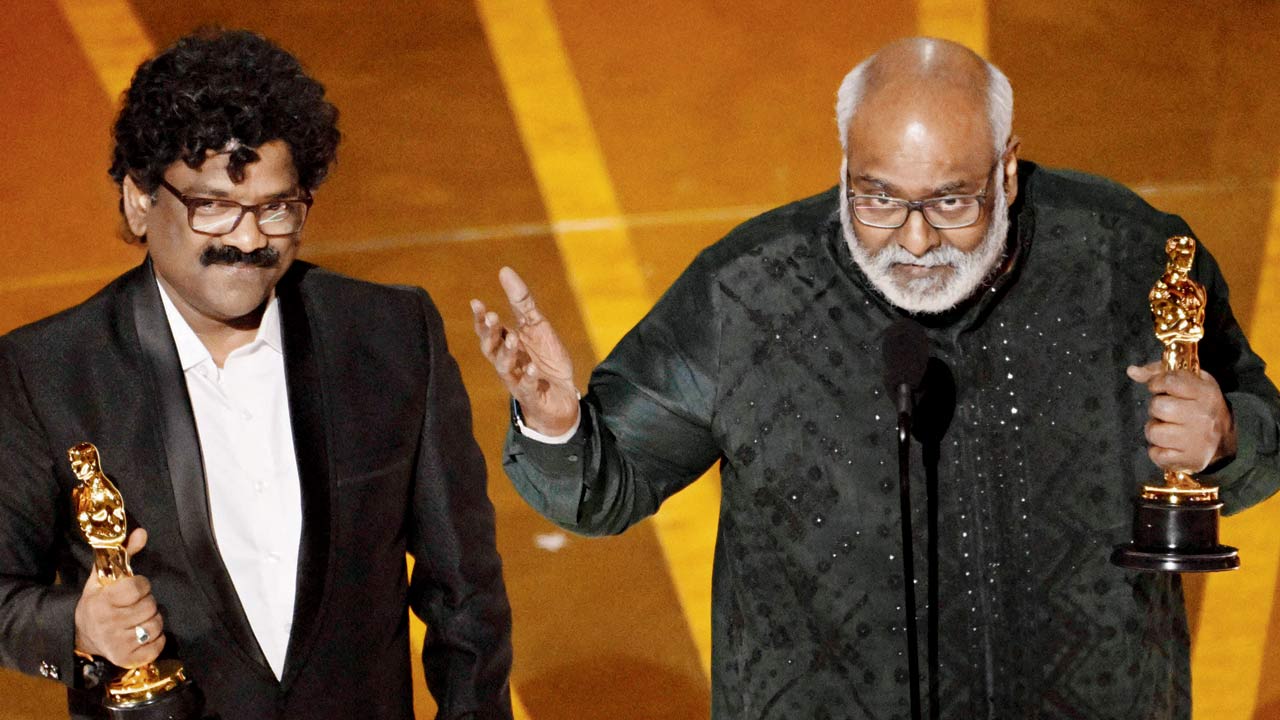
top-left (1214, 430), bottom-right (1238, 466)
top-left (1214, 401), bottom-right (1238, 465)
top-left (528, 416), bottom-right (579, 438)
top-left (512, 398), bottom-right (581, 441)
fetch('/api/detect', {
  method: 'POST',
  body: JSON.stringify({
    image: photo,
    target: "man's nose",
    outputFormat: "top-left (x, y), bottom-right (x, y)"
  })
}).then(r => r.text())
top-left (220, 211), bottom-right (271, 252)
top-left (895, 208), bottom-right (941, 257)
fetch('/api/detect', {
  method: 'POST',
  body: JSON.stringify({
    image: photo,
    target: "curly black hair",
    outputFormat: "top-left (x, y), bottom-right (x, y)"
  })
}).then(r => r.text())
top-left (109, 28), bottom-right (340, 197)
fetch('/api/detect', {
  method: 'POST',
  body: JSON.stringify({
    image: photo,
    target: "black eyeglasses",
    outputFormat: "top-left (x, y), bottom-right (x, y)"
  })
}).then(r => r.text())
top-left (156, 179), bottom-right (313, 237)
top-left (847, 162), bottom-right (998, 230)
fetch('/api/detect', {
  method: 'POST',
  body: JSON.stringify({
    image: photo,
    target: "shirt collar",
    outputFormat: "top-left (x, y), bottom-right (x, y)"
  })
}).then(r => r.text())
top-left (156, 280), bottom-right (284, 371)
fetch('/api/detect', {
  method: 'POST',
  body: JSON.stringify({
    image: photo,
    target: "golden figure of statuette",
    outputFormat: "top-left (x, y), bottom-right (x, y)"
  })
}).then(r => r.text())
top-left (69, 443), bottom-right (202, 717)
top-left (1142, 235), bottom-right (1216, 502)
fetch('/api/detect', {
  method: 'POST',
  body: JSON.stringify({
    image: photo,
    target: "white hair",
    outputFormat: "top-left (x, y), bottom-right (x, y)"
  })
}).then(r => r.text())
top-left (835, 39), bottom-right (1014, 157)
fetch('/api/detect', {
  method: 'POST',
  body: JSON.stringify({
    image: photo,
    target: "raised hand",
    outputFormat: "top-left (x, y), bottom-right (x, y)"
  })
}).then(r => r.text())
top-left (471, 267), bottom-right (580, 437)
top-left (1127, 361), bottom-right (1236, 473)
top-left (74, 528), bottom-right (166, 668)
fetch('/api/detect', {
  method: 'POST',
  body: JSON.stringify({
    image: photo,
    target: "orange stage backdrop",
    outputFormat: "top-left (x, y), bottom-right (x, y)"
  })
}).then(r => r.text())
top-left (2, 2), bottom-right (1278, 718)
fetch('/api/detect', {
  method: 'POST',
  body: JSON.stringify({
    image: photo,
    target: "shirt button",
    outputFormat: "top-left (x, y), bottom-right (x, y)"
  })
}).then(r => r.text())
top-left (567, 454), bottom-right (579, 462)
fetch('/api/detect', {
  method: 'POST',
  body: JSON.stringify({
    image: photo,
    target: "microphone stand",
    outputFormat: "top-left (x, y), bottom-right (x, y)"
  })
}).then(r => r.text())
top-left (896, 382), bottom-right (922, 720)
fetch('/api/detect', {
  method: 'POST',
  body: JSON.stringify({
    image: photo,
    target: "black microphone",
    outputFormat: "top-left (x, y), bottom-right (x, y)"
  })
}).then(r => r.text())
top-left (881, 318), bottom-right (928, 720)
top-left (883, 317), bottom-right (929, 417)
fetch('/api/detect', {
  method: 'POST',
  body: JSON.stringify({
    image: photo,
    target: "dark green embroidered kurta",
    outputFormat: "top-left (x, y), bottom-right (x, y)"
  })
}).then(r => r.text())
top-left (504, 161), bottom-right (1280, 719)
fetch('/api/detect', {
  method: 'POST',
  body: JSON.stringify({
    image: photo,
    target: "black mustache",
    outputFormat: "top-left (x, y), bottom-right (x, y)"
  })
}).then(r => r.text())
top-left (200, 245), bottom-right (281, 268)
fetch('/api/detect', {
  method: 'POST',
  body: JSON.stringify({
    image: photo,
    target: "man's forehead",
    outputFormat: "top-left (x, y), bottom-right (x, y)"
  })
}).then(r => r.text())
top-left (854, 80), bottom-right (989, 140)
top-left (846, 85), bottom-right (992, 177)
top-left (846, 136), bottom-right (993, 185)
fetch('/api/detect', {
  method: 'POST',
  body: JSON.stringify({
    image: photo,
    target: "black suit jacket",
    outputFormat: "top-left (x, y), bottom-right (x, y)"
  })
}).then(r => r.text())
top-left (0, 260), bottom-right (512, 719)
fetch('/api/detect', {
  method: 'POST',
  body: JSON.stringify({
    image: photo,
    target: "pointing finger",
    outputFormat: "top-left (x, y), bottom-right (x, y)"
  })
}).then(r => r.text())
top-left (498, 267), bottom-right (544, 327)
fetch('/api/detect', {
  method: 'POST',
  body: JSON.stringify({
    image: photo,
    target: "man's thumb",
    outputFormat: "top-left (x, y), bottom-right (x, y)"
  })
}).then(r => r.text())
top-left (124, 528), bottom-right (147, 559)
top-left (1127, 362), bottom-right (1160, 383)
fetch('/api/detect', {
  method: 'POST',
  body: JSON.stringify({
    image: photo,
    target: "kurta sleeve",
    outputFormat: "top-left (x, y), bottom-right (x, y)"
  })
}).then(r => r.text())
top-left (1186, 236), bottom-right (1280, 514)
top-left (406, 290), bottom-right (513, 720)
top-left (503, 252), bottom-right (723, 536)
top-left (0, 339), bottom-right (83, 689)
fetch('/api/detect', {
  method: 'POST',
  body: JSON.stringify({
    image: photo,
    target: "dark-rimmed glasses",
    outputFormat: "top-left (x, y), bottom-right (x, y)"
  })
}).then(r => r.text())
top-left (157, 179), bottom-right (313, 237)
top-left (847, 163), bottom-right (997, 230)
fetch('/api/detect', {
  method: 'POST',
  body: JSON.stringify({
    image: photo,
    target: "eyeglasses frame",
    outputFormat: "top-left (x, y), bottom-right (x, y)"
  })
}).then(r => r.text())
top-left (846, 160), bottom-right (1001, 230)
top-left (155, 178), bottom-right (313, 237)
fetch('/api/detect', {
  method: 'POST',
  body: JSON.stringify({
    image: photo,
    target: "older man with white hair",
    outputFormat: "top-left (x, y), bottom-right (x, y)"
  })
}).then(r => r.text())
top-left (474, 37), bottom-right (1280, 719)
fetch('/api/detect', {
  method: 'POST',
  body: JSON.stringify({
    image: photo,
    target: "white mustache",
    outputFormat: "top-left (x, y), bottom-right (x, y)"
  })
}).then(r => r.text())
top-left (877, 245), bottom-right (965, 268)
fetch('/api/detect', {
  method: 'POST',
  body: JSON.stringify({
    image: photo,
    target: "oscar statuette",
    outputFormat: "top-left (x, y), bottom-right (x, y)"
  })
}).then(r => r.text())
top-left (69, 443), bottom-right (205, 719)
top-left (1111, 236), bottom-right (1240, 572)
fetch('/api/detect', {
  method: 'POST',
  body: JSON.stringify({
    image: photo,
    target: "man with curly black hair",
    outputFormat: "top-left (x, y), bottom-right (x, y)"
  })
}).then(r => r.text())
top-left (0, 28), bottom-right (513, 720)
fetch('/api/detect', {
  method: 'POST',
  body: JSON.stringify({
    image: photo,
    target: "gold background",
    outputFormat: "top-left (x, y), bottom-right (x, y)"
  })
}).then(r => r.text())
top-left (2, 1), bottom-right (1278, 717)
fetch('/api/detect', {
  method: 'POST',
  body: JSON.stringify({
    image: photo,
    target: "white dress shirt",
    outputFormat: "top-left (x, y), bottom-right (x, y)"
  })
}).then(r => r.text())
top-left (515, 408), bottom-right (580, 444)
top-left (158, 284), bottom-right (302, 680)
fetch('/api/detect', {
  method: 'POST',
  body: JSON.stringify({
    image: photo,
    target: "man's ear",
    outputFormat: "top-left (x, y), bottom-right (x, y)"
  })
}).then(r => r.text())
top-left (121, 175), bottom-right (153, 241)
top-left (1002, 136), bottom-right (1021, 208)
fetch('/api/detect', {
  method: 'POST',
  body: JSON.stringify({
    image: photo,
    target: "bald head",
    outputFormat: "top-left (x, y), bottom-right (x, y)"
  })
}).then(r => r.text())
top-left (866, 37), bottom-right (990, 90)
top-left (836, 38), bottom-right (1013, 157)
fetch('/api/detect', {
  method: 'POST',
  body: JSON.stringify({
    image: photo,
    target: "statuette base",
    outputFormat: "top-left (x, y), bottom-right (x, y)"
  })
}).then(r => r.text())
top-left (104, 660), bottom-right (203, 719)
top-left (1111, 496), bottom-right (1239, 573)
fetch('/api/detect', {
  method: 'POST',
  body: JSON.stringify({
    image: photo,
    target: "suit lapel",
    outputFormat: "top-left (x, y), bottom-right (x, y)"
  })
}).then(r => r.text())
top-left (127, 261), bottom-right (274, 677)
top-left (275, 266), bottom-right (334, 686)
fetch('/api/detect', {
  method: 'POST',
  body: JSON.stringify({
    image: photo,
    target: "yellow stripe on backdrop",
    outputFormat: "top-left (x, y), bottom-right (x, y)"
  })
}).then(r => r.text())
top-left (915, 0), bottom-right (989, 58)
top-left (472, 0), bottom-right (652, 354)
top-left (55, 3), bottom-right (534, 717)
top-left (474, 0), bottom-right (721, 680)
top-left (1191, 179), bottom-right (1280, 718)
top-left (54, 0), bottom-right (152, 101)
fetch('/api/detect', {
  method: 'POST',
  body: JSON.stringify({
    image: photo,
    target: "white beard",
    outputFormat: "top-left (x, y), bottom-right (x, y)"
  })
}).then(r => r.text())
top-left (840, 159), bottom-right (1010, 314)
